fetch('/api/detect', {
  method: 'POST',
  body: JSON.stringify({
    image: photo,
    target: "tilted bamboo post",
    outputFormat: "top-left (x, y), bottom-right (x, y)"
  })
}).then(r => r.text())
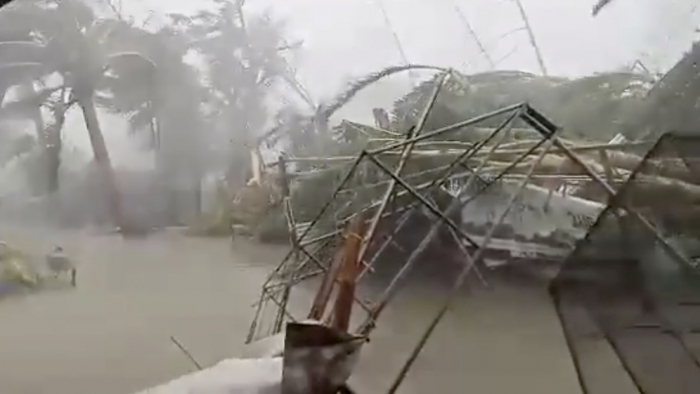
top-left (272, 154), bottom-right (296, 334)
top-left (598, 148), bottom-right (615, 185)
top-left (257, 152), bottom-right (367, 290)
top-left (246, 153), bottom-right (367, 343)
top-left (358, 71), bottom-right (449, 265)
top-left (331, 214), bottom-right (367, 332)
top-left (356, 110), bottom-right (519, 281)
top-left (372, 0), bottom-right (417, 84)
top-left (357, 130), bottom-right (554, 336)
top-left (308, 213), bottom-right (366, 322)
top-left (514, 0), bottom-right (548, 76)
top-left (453, 3), bottom-right (495, 70)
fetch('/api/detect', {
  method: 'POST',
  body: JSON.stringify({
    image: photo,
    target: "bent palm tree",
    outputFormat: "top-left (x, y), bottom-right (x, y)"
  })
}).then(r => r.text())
top-left (0, 0), bottom-right (161, 226)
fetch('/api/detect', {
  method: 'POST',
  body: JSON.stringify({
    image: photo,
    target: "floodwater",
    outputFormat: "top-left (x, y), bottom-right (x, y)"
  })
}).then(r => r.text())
top-left (0, 226), bottom-right (587, 394)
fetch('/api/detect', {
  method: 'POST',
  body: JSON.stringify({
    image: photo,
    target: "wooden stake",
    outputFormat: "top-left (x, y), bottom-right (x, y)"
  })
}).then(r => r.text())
top-left (331, 215), bottom-right (367, 332)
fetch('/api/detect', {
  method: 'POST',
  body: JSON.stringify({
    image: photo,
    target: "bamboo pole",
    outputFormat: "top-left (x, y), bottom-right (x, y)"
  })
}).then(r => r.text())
top-left (385, 123), bottom-right (560, 394)
top-left (522, 109), bottom-right (696, 271)
top-left (277, 140), bottom-right (650, 166)
top-left (453, 3), bottom-right (495, 70)
top-left (258, 152), bottom-right (366, 290)
top-left (598, 148), bottom-right (615, 185)
top-left (331, 214), bottom-right (367, 332)
top-left (308, 215), bottom-right (364, 321)
top-left (295, 244), bottom-right (373, 313)
top-left (356, 111), bottom-right (518, 281)
top-left (370, 103), bottom-right (525, 154)
top-left (514, 0), bottom-right (548, 76)
top-left (359, 72), bottom-right (449, 265)
top-left (272, 155), bottom-right (296, 334)
top-left (246, 153), bottom-right (367, 343)
top-left (356, 133), bottom-right (550, 335)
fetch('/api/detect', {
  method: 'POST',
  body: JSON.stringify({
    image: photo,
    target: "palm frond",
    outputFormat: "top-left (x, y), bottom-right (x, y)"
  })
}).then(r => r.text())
top-left (281, 73), bottom-right (315, 110)
top-left (592, 0), bottom-right (615, 16)
top-left (316, 64), bottom-right (447, 122)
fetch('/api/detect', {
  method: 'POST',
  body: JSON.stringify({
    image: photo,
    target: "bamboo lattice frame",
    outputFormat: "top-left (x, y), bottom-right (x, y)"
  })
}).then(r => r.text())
top-left (245, 71), bottom-right (695, 394)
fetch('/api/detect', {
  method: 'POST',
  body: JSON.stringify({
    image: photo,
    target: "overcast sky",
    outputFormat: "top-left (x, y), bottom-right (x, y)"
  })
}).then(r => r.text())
top-left (59, 0), bottom-right (700, 168)
top-left (121, 0), bottom-right (699, 96)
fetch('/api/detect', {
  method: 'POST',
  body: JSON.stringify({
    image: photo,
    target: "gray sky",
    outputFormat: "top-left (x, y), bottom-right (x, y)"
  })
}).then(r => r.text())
top-left (60, 0), bottom-right (699, 167)
top-left (123, 0), bottom-right (699, 96)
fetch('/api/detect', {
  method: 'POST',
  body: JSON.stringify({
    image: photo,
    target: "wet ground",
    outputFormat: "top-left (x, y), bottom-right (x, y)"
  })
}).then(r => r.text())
top-left (0, 226), bottom-right (587, 394)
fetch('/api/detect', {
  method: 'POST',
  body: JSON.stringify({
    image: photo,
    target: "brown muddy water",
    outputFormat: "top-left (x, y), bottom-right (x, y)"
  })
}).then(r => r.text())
top-left (0, 226), bottom-right (586, 394)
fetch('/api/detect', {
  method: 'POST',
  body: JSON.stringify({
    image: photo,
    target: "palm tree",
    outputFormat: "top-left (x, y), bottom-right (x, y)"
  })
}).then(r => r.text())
top-left (0, 0), bottom-right (165, 227)
top-left (169, 0), bottom-right (315, 190)
top-left (114, 27), bottom-right (211, 222)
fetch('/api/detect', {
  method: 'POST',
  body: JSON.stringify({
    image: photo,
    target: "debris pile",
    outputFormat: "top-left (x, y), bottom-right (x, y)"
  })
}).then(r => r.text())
top-left (553, 132), bottom-right (700, 393)
top-left (242, 69), bottom-right (700, 393)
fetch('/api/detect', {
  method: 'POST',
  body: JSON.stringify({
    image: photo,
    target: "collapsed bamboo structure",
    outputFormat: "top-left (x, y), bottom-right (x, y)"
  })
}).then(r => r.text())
top-left (552, 132), bottom-right (700, 394)
top-left (243, 69), bottom-right (700, 393)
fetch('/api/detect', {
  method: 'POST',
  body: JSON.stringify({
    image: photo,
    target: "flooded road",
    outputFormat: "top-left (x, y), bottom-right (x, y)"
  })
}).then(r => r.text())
top-left (0, 226), bottom-right (584, 394)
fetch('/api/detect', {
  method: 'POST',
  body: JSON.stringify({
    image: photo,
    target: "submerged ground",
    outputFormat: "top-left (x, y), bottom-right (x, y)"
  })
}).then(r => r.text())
top-left (0, 226), bottom-right (586, 394)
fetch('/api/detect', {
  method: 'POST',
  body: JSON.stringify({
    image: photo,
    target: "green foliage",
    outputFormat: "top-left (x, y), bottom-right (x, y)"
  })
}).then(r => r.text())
top-left (168, 0), bottom-right (294, 147)
top-left (390, 70), bottom-right (653, 141)
top-left (264, 66), bottom-right (662, 233)
top-left (162, 0), bottom-right (312, 199)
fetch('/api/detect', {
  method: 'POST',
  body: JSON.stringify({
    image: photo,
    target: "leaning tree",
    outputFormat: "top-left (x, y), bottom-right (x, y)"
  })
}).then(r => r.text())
top-left (0, 0), bottom-right (189, 226)
top-left (168, 0), bottom-right (314, 190)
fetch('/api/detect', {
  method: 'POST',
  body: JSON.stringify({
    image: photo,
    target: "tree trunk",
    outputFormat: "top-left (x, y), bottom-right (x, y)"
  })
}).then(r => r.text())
top-left (192, 168), bottom-right (202, 216)
top-left (45, 105), bottom-right (66, 194)
top-left (25, 85), bottom-right (47, 195)
top-left (78, 95), bottom-right (124, 227)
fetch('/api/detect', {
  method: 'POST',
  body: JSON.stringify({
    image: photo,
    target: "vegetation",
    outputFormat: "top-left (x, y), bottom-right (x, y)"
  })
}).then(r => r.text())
top-left (0, 0), bottom-right (699, 239)
top-left (0, 0), bottom-right (304, 229)
top-left (0, 0), bottom-right (179, 226)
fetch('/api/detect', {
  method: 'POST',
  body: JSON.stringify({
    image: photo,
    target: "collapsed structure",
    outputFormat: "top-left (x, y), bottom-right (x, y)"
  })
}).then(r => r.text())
top-left (241, 70), bottom-right (700, 393)
top-left (553, 132), bottom-right (700, 394)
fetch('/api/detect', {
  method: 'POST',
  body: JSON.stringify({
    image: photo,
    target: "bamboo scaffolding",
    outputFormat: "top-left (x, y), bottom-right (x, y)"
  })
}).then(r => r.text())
top-left (385, 121), bottom-right (561, 394)
top-left (355, 111), bottom-right (518, 282)
top-left (357, 122), bottom-right (550, 335)
top-left (245, 100), bottom-right (700, 394)
top-left (359, 71), bottom-right (449, 267)
top-left (521, 106), bottom-right (695, 270)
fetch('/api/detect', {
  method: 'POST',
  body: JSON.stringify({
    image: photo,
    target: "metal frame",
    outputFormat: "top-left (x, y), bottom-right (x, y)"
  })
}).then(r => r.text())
top-left (244, 72), bottom-right (694, 393)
